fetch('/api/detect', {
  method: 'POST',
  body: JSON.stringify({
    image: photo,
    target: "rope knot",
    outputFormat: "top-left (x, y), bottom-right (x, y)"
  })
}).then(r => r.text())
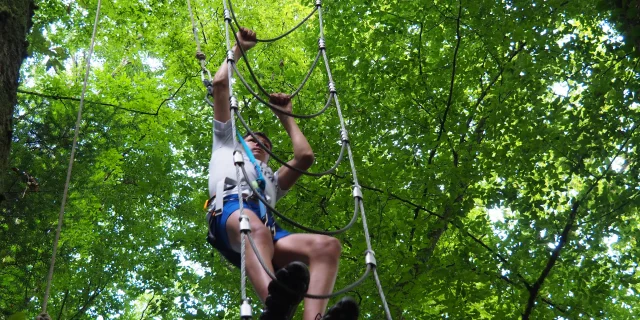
top-left (37, 313), bottom-right (52, 320)
top-left (195, 51), bottom-right (206, 60)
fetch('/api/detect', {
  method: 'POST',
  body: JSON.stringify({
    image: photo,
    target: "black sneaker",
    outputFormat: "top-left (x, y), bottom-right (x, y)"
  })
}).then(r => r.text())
top-left (260, 261), bottom-right (310, 320)
top-left (318, 297), bottom-right (359, 320)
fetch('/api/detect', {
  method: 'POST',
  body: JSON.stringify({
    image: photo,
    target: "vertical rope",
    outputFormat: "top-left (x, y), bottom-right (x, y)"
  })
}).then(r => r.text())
top-left (317, 2), bottom-right (393, 319)
top-left (186, 0), bottom-right (213, 83)
top-left (41, 0), bottom-right (102, 314)
top-left (373, 268), bottom-right (393, 319)
top-left (221, 0), bottom-right (249, 305)
top-left (186, 0), bottom-right (203, 54)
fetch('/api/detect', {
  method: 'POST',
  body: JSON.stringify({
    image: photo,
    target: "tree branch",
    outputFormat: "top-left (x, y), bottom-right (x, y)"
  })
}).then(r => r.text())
top-left (522, 200), bottom-right (579, 319)
top-left (139, 292), bottom-right (156, 320)
top-left (359, 183), bottom-right (531, 287)
top-left (429, 0), bottom-right (462, 163)
top-left (17, 89), bottom-right (157, 115)
top-left (17, 74), bottom-right (192, 116)
top-left (523, 124), bottom-right (638, 319)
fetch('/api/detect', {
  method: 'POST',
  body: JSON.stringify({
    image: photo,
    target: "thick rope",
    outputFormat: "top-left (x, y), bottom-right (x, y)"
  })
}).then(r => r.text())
top-left (246, 233), bottom-right (371, 299)
top-left (240, 164), bottom-right (358, 235)
top-left (232, 61), bottom-right (335, 118)
top-left (228, 0), bottom-right (318, 43)
top-left (316, 2), bottom-right (393, 318)
top-left (41, 0), bottom-right (102, 315)
top-left (373, 268), bottom-right (393, 319)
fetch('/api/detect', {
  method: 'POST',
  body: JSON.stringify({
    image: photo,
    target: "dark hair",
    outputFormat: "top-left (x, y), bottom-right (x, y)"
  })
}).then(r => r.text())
top-left (243, 131), bottom-right (272, 150)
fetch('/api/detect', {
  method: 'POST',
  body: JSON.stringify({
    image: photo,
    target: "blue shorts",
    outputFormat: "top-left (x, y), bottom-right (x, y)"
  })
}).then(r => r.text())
top-left (208, 194), bottom-right (291, 268)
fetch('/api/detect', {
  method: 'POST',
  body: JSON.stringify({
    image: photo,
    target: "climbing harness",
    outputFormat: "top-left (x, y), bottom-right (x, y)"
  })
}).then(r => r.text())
top-left (187, 0), bottom-right (393, 318)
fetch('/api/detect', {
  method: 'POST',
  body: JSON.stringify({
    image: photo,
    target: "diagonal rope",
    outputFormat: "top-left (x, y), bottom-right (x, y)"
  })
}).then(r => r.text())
top-left (186, 0), bottom-right (212, 84)
top-left (288, 50), bottom-right (322, 98)
top-left (41, 0), bottom-right (102, 315)
top-left (316, 1), bottom-right (393, 318)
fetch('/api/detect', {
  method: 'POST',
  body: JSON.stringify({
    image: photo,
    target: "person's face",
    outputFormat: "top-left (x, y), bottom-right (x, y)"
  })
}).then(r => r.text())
top-left (244, 135), bottom-right (271, 163)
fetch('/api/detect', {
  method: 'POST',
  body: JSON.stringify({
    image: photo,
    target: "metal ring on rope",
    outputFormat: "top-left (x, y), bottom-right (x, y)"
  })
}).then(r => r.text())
top-left (240, 165), bottom-right (358, 235)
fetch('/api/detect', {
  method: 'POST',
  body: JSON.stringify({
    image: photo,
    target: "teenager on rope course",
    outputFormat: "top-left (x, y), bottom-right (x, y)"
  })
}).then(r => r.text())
top-left (204, 27), bottom-right (360, 320)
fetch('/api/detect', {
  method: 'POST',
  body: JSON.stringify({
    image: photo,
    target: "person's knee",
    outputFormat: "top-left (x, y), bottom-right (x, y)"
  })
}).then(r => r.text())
top-left (311, 236), bottom-right (341, 262)
top-left (250, 220), bottom-right (273, 242)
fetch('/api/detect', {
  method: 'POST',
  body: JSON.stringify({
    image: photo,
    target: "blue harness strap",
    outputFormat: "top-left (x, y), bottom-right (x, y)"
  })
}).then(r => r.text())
top-left (236, 131), bottom-right (269, 223)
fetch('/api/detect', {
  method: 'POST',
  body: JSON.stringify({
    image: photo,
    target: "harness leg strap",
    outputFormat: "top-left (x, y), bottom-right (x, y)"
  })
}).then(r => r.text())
top-left (215, 180), bottom-right (225, 213)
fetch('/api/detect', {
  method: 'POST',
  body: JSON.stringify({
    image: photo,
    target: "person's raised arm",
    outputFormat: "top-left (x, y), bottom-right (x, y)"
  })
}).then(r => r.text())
top-left (212, 27), bottom-right (256, 122)
top-left (272, 93), bottom-right (315, 190)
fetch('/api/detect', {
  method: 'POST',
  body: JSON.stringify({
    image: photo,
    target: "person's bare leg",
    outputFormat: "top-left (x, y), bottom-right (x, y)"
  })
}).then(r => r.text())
top-left (226, 208), bottom-right (275, 301)
top-left (273, 234), bottom-right (341, 319)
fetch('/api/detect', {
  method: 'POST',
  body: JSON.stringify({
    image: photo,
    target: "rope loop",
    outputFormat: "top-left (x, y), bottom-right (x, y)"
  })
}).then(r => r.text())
top-left (36, 313), bottom-right (52, 320)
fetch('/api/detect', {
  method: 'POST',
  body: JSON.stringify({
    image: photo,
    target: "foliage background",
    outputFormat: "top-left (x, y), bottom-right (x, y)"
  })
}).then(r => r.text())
top-left (1, 0), bottom-right (639, 319)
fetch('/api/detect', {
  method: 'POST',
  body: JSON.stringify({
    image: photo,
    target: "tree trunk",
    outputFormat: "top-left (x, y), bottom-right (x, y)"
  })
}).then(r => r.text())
top-left (0, 0), bottom-right (35, 201)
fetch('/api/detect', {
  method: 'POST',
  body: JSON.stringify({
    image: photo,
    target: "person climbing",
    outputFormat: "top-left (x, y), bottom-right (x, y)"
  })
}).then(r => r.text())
top-left (205, 26), bottom-right (360, 320)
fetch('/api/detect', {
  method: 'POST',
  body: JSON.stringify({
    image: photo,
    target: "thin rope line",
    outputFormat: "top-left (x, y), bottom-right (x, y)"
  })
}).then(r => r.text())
top-left (289, 50), bottom-right (322, 98)
top-left (41, 0), bottom-right (102, 314)
top-left (186, 0), bottom-right (203, 54)
top-left (373, 268), bottom-right (393, 320)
